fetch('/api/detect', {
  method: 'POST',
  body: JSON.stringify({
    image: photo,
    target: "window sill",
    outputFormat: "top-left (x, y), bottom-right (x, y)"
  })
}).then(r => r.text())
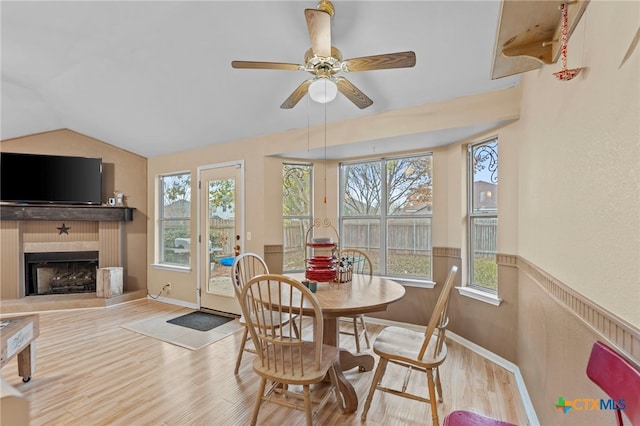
top-left (152, 263), bottom-right (191, 273)
top-left (456, 286), bottom-right (503, 306)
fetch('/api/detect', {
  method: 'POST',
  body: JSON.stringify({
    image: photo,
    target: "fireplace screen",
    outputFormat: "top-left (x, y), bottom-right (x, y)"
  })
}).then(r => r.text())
top-left (24, 251), bottom-right (99, 296)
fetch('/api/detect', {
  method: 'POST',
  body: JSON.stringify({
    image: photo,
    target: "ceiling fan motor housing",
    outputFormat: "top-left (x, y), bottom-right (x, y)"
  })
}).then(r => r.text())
top-left (304, 46), bottom-right (342, 77)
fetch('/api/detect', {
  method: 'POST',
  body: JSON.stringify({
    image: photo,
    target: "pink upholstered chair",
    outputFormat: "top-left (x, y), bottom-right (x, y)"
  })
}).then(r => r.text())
top-left (586, 340), bottom-right (640, 425)
top-left (443, 411), bottom-right (515, 426)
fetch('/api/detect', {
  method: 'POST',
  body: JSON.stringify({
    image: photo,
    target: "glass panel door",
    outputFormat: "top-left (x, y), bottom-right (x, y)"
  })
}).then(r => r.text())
top-left (200, 164), bottom-right (243, 314)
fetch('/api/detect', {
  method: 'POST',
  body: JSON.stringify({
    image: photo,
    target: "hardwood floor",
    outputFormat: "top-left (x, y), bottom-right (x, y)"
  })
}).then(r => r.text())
top-left (1, 299), bottom-right (529, 425)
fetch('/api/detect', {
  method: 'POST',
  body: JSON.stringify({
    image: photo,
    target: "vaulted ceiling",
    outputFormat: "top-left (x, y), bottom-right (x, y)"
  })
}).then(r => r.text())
top-left (1, 1), bottom-right (520, 159)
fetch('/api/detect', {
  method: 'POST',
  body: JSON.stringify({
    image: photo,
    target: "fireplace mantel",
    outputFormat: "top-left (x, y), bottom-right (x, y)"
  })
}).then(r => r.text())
top-left (0, 204), bottom-right (134, 222)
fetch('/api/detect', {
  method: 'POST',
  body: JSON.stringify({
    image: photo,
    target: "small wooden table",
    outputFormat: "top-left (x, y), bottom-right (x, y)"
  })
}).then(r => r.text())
top-left (288, 273), bottom-right (405, 412)
top-left (1, 314), bottom-right (40, 382)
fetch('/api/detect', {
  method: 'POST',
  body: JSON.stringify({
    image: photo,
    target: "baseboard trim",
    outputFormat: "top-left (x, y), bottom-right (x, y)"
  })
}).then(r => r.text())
top-left (365, 316), bottom-right (540, 426)
top-left (148, 295), bottom-right (198, 310)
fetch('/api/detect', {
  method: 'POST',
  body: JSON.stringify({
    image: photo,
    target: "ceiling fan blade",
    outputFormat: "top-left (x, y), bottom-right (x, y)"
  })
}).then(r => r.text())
top-left (342, 51), bottom-right (416, 72)
top-left (335, 77), bottom-right (373, 109)
top-left (305, 8), bottom-right (332, 57)
top-left (280, 80), bottom-right (313, 109)
top-left (231, 61), bottom-right (301, 71)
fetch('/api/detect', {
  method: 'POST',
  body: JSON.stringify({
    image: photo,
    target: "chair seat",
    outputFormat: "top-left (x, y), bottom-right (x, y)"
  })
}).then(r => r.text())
top-left (252, 342), bottom-right (339, 385)
top-left (373, 325), bottom-right (447, 367)
top-left (361, 265), bottom-right (458, 426)
top-left (239, 310), bottom-right (297, 328)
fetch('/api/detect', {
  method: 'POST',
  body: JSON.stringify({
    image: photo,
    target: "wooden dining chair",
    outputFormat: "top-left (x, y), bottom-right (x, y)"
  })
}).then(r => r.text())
top-left (240, 274), bottom-right (345, 426)
top-left (338, 248), bottom-right (373, 353)
top-left (230, 253), bottom-right (299, 374)
top-left (361, 265), bottom-right (458, 426)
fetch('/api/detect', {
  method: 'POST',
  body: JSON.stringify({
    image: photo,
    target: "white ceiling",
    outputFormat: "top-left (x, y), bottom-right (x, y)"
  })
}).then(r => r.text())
top-left (1, 1), bottom-right (520, 159)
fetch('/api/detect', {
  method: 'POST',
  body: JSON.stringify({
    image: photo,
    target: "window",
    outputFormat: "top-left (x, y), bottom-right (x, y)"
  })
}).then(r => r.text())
top-left (158, 172), bottom-right (191, 266)
top-left (339, 154), bottom-right (433, 279)
top-left (282, 163), bottom-right (313, 272)
top-left (467, 139), bottom-right (498, 292)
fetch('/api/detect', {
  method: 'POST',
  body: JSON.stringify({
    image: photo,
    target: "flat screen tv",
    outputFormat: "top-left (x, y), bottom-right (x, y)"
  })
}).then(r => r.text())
top-left (0, 152), bottom-right (103, 205)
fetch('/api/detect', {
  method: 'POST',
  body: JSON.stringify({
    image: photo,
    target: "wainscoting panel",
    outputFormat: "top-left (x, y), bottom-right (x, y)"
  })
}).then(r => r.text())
top-left (263, 244), bottom-right (283, 274)
top-left (0, 221), bottom-right (21, 298)
top-left (23, 221), bottom-right (99, 242)
top-left (99, 222), bottom-right (122, 267)
top-left (518, 256), bottom-right (639, 363)
top-left (517, 256), bottom-right (640, 425)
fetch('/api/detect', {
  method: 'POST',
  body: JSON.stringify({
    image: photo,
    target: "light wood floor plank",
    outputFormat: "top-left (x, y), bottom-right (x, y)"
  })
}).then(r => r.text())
top-left (2, 299), bottom-right (529, 425)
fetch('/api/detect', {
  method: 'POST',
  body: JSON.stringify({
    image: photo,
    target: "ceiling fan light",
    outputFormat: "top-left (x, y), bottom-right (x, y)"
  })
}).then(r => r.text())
top-left (308, 79), bottom-right (338, 103)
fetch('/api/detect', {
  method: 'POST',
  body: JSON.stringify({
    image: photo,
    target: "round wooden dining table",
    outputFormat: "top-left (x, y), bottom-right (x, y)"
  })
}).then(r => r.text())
top-left (287, 272), bottom-right (406, 412)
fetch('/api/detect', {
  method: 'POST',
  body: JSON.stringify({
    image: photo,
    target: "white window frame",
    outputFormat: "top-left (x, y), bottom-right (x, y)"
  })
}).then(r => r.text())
top-left (459, 139), bottom-right (502, 305)
top-left (282, 163), bottom-right (313, 273)
top-left (155, 171), bottom-right (191, 270)
top-left (339, 153), bottom-right (433, 282)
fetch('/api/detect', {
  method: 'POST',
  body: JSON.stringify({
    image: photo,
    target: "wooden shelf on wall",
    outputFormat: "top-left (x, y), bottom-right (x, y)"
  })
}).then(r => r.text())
top-left (491, 0), bottom-right (590, 79)
top-left (0, 204), bottom-right (135, 222)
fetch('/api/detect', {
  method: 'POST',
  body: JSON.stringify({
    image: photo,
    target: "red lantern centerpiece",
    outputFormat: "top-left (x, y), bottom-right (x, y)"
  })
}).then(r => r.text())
top-left (304, 220), bottom-right (339, 282)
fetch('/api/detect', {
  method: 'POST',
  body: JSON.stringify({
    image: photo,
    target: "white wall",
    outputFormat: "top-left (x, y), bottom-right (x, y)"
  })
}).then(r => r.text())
top-left (516, 0), bottom-right (639, 326)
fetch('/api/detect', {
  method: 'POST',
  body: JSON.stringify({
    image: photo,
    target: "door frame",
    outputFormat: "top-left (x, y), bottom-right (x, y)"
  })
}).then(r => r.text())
top-left (196, 160), bottom-right (245, 309)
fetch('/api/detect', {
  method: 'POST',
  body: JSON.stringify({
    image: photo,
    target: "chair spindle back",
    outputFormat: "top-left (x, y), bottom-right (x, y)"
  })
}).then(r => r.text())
top-left (418, 265), bottom-right (458, 360)
top-left (339, 248), bottom-right (373, 276)
top-left (231, 253), bottom-right (269, 298)
top-left (241, 274), bottom-right (324, 376)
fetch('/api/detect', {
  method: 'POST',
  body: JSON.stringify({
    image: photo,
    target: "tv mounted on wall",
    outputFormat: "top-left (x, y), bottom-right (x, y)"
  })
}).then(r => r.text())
top-left (0, 152), bottom-right (103, 205)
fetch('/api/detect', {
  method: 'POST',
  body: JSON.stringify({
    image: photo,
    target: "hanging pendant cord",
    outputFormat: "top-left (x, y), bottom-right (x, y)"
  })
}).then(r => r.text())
top-left (323, 94), bottom-right (328, 204)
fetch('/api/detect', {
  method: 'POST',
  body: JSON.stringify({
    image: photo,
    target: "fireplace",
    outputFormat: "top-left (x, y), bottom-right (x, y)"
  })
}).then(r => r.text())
top-left (24, 251), bottom-right (99, 296)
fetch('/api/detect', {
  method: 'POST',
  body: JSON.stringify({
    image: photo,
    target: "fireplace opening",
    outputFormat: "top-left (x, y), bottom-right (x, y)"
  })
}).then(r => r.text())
top-left (24, 251), bottom-right (99, 296)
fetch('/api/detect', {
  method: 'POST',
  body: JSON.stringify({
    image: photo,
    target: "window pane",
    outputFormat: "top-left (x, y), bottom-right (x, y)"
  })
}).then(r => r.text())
top-left (208, 177), bottom-right (235, 258)
top-left (159, 173), bottom-right (191, 266)
top-left (160, 219), bottom-right (190, 265)
top-left (386, 217), bottom-right (432, 277)
top-left (341, 161), bottom-right (381, 216)
top-left (472, 141), bottom-right (498, 214)
top-left (283, 164), bottom-right (312, 216)
top-left (341, 218), bottom-right (380, 274)
top-left (161, 174), bottom-right (191, 218)
top-left (470, 217), bottom-right (498, 290)
top-left (387, 155), bottom-right (433, 216)
top-left (283, 218), bottom-right (311, 271)
top-left (283, 164), bottom-right (312, 273)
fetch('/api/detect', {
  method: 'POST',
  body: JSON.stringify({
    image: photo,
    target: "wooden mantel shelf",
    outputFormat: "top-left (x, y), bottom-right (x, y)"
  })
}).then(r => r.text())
top-left (0, 204), bottom-right (135, 222)
top-left (491, 0), bottom-right (590, 79)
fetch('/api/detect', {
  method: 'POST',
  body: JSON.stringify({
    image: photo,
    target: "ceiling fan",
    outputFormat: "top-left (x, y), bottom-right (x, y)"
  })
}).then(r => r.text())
top-left (231, 0), bottom-right (416, 109)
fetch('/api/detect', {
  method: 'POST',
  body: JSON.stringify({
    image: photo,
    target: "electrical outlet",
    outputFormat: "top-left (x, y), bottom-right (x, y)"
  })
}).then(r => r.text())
top-left (163, 283), bottom-right (171, 293)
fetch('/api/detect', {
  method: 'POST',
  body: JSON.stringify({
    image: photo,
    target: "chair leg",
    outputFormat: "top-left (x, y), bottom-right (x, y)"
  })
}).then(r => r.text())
top-left (361, 357), bottom-right (389, 421)
top-left (359, 314), bottom-right (370, 349)
top-left (328, 364), bottom-right (346, 413)
top-left (250, 378), bottom-right (267, 426)
top-left (303, 384), bottom-right (313, 426)
top-left (292, 318), bottom-right (300, 338)
top-left (235, 326), bottom-right (249, 374)
top-left (434, 367), bottom-right (443, 402)
top-left (353, 317), bottom-right (361, 353)
top-left (426, 368), bottom-right (440, 426)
